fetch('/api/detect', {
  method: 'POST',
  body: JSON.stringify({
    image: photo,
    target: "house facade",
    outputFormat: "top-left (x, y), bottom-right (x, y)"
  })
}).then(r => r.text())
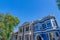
top-left (10, 32), bottom-right (18, 40)
top-left (17, 15), bottom-right (60, 40)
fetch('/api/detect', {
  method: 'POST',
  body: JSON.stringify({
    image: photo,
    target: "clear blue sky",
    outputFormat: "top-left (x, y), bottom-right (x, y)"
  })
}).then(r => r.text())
top-left (0, 0), bottom-right (60, 32)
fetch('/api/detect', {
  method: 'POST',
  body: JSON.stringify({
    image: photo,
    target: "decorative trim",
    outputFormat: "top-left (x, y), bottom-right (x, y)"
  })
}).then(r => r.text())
top-left (34, 28), bottom-right (60, 33)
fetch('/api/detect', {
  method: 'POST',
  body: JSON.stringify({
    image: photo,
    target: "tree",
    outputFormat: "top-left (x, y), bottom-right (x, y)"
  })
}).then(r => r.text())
top-left (0, 13), bottom-right (20, 40)
top-left (56, 0), bottom-right (60, 9)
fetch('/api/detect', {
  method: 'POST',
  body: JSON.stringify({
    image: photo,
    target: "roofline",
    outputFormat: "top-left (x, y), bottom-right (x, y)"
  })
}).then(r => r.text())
top-left (31, 15), bottom-right (55, 24)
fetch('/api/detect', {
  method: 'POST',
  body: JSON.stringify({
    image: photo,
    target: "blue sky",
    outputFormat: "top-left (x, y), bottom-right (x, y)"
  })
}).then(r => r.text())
top-left (0, 0), bottom-right (60, 32)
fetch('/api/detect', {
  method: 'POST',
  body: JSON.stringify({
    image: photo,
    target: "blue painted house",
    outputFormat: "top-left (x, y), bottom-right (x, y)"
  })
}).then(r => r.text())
top-left (17, 15), bottom-right (60, 40)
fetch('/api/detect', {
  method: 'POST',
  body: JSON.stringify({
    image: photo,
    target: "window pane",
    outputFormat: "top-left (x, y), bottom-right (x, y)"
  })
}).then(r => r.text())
top-left (34, 24), bottom-right (38, 31)
top-left (42, 23), bottom-right (46, 29)
top-left (34, 23), bottom-right (42, 31)
top-left (49, 33), bottom-right (55, 40)
top-left (55, 32), bottom-right (59, 37)
top-left (47, 22), bottom-right (52, 27)
top-left (20, 28), bottom-right (22, 33)
top-left (25, 35), bottom-right (29, 40)
top-left (26, 27), bottom-right (29, 31)
top-left (37, 35), bottom-right (42, 40)
top-left (46, 20), bottom-right (52, 28)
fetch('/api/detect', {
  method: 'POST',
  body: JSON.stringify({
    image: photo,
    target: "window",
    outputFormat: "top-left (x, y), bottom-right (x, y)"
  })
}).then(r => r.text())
top-left (25, 35), bottom-right (29, 40)
top-left (15, 35), bottom-right (17, 40)
top-left (42, 23), bottom-right (46, 29)
top-left (20, 28), bottom-right (22, 33)
top-left (34, 24), bottom-right (38, 31)
top-left (34, 23), bottom-right (42, 31)
top-left (39, 25), bottom-right (42, 30)
top-left (26, 27), bottom-right (29, 31)
top-left (47, 22), bottom-right (51, 27)
top-left (36, 35), bottom-right (42, 40)
top-left (19, 36), bottom-right (21, 40)
top-left (49, 33), bottom-right (55, 40)
top-left (46, 20), bottom-right (52, 28)
top-left (47, 22), bottom-right (52, 28)
top-left (55, 32), bottom-right (59, 37)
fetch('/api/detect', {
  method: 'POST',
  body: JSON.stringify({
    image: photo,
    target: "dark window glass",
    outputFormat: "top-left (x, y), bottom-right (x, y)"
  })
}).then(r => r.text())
top-left (55, 32), bottom-right (59, 37)
top-left (53, 38), bottom-right (55, 40)
top-left (26, 27), bottom-right (29, 31)
top-left (20, 28), bottom-right (22, 33)
top-left (37, 35), bottom-right (42, 40)
top-left (42, 23), bottom-right (46, 29)
top-left (15, 35), bottom-right (17, 40)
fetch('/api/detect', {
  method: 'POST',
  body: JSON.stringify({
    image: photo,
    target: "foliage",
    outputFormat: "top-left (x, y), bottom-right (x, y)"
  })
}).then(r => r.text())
top-left (0, 13), bottom-right (20, 40)
top-left (56, 0), bottom-right (60, 9)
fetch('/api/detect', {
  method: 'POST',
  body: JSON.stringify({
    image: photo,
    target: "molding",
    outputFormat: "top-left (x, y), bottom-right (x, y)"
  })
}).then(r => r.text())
top-left (34, 28), bottom-right (60, 33)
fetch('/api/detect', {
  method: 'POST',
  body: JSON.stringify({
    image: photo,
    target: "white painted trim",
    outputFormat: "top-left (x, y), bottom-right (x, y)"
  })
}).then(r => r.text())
top-left (50, 19), bottom-right (54, 28)
top-left (50, 19), bottom-right (57, 29)
top-left (24, 31), bottom-right (32, 35)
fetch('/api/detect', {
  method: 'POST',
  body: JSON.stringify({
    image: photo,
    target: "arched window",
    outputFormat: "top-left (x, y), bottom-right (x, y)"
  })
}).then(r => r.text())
top-left (36, 35), bottom-right (42, 40)
top-left (42, 23), bottom-right (46, 29)
top-left (34, 23), bottom-right (42, 31)
top-left (46, 20), bottom-right (52, 28)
